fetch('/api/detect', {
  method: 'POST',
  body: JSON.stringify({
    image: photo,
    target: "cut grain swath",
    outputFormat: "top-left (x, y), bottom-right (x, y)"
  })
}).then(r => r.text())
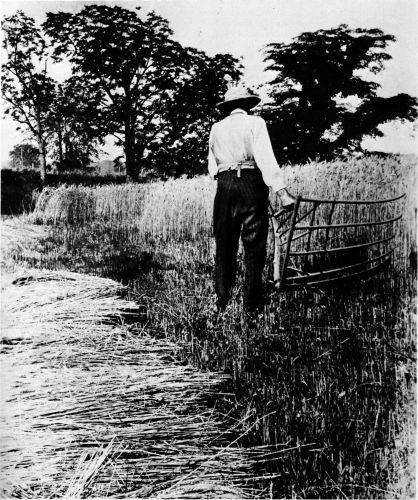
top-left (0, 269), bottom-right (261, 498)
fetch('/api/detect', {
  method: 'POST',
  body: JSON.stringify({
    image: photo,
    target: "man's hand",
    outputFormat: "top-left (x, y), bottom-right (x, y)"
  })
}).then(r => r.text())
top-left (277, 188), bottom-right (297, 211)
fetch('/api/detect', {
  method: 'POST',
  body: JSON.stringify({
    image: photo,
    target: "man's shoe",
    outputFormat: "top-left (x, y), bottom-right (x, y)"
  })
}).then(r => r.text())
top-left (216, 298), bottom-right (228, 313)
top-left (245, 309), bottom-right (263, 329)
top-left (278, 188), bottom-right (297, 211)
top-left (216, 304), bottom-right (226, 314)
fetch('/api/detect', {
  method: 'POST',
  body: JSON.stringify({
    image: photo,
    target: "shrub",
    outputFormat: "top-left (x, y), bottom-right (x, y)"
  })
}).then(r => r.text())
top-left (1, 169), bottom-right (42, 215)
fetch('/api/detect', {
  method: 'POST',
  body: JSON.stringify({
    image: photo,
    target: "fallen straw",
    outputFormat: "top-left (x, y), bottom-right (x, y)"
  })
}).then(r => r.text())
top-left (1, 268), bottom-right (261, 498)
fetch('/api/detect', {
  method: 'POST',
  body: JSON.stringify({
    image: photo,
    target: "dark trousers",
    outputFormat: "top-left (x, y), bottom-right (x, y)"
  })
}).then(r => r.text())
top-left (213, 170), bottom-right (269, 312)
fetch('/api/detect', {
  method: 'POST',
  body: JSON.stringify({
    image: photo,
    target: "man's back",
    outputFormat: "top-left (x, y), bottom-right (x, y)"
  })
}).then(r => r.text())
top-left (208, 108), bottom-right (285, 192)
top-left (210, 110), bottom-right (264, 165)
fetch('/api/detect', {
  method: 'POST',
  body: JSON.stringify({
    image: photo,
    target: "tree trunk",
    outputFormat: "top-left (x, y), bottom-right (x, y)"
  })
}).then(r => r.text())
top-left (124, 129), bottom-right (136, 182)
top-left (38, 140), bottom-right (47, 183)
top-left (123, 95), bottom-right (138, 182)
top-left (125, 141), bottom-right (136, 181)
top-left (57, 117), bottom-right (63, 170)
top-left (36, 114), bottom-right (47, 182)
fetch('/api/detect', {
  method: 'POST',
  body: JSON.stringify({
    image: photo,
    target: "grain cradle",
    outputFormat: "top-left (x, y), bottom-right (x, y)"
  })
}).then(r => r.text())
top-left (270, 193), bottom-right (405, 290)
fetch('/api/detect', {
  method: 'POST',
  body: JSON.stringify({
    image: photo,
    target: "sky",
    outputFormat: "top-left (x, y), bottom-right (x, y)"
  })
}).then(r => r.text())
top-left (1, 0), bottom-right (418, 163)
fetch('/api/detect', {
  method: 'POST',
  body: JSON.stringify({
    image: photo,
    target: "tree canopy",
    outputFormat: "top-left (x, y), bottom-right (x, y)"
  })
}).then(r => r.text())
top-left (4, 11), bottom-right (416, 179)
top-left (262, 24), bottom-right (417, 163)
top-left (51, 78), bottom-right (107, 171)
top-left (9, 143), bottom-right (40, 170)
top-left (2, 11), bottom-right (108, 178)
top-left (2, 11), bottom-right (56, 180)
top-left (43, 5), bottom-right (241, 180)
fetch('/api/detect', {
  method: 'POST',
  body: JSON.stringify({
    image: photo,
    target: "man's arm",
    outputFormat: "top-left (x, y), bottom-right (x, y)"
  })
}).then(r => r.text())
top-left (252, 118), bottom-right (286, 192)
top-left (208, 125), bottom-right (218, 179)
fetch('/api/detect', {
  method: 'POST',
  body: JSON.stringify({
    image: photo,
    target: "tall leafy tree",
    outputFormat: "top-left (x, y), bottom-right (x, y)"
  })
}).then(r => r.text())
top-left (9, 143), bottom-right (40, 170)
top-left (51, 78), bottom-right (107, 171)
top-left (262, 24), bottom-right (417, 163)
top-left (2, 11), bottom-right (56, 181)
top-left (145, 50), bottom-right (242, 177)
top-left (43, 5), bottom-right (241, 180)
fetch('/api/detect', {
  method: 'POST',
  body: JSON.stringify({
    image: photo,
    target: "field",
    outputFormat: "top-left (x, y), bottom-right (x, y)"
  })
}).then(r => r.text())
top-left (1, 154), bottom-right (416, 498)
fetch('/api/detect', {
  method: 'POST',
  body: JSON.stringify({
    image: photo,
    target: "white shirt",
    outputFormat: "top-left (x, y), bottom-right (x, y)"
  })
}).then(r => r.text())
top-left (208, 109), bottom-right (286, 192)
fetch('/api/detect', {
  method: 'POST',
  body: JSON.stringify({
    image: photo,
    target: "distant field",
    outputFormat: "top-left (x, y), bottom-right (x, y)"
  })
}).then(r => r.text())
top-left (5, 154), bottom-right (417, 498)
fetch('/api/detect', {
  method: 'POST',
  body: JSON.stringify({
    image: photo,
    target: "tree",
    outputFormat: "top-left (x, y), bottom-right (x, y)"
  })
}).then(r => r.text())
top-left (2, 11), bottom-right (56, 181)
top-left (9, 143), bottom-right (40, 170)
top-left (262, 25), bottom-right (417, 163)
top-left (43, 5), bottom-right (241, 180)
top-left (50, 78), bottom-right (107, 171)
top-left (144, 50), bottom-right (242, 177)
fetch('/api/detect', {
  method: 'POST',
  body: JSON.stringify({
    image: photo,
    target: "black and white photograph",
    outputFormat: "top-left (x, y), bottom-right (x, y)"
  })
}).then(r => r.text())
top-left (1, 0), bottom-right (417, 498)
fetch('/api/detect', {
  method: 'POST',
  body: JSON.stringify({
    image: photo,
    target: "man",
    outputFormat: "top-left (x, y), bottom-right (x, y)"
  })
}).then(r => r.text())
top-left (208, 85), bottom-right (296, 316)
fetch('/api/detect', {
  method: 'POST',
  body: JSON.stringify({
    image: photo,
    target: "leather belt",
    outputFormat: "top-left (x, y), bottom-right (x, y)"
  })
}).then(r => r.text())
top-left (216, 161), bottom-right (257, 178)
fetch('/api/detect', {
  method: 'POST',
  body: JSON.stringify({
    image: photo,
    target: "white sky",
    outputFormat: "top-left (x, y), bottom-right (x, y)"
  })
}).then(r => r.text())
top-left (1, 0), bottom-right (418, 163)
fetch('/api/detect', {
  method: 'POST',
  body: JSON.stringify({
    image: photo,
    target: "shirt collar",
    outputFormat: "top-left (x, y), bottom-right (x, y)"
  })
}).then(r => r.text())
top-left (230, 108), bottom-right (247, 115)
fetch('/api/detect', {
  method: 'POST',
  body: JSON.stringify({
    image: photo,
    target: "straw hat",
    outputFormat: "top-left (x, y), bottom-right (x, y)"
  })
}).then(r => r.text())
top-left (216, 85), bottom-right (261, 110)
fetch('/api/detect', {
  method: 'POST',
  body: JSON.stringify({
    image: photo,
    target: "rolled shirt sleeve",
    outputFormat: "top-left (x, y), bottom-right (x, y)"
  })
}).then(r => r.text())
top-left (252, 118), bottom-right (286, 192)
